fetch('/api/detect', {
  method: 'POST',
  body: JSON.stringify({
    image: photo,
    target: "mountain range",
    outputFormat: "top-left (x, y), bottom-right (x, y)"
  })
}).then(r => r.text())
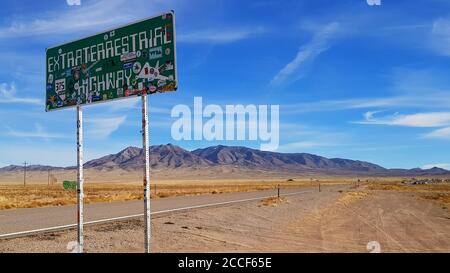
top-left (1, 144), bottom-right (449, 176)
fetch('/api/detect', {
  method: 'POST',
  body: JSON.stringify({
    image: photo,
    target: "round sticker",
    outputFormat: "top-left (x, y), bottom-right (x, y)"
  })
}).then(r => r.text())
top-left (136, 51), bottom-right (142, 58)
top-left (74, 82), bottom-right (80, 91)
top-left (58, 48), bottom-right (62, 54)
top-left (133, 62), bottom-right (142, 74)
top-left (104, 34), bottom-right (109, 41)
top-left (165, 48), bottom-right (171, 55)
top-left (48, 74), bottom-right (54, 84)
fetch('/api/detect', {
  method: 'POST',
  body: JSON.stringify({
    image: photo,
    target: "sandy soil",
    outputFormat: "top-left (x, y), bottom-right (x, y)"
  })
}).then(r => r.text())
top-left (0, 168), bottom-right (402, 185)
top-left (1, 187), bottom-right (449, 253)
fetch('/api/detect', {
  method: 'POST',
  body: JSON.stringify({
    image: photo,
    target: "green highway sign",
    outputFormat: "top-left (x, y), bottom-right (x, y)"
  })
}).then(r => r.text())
top-left (63, 180), bottom-right (77, 190)
top-left (45, 11), bottom-right (177, 111)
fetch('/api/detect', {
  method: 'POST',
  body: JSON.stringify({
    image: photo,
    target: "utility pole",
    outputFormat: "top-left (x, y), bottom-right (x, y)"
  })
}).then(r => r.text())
top-left (48, 168), bottom-right (50, 186)
top-left (23, 161), bottom-right (27, 187)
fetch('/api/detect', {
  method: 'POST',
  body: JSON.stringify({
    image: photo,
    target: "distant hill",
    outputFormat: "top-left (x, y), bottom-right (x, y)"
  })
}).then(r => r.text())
top-left (1, 144), bottom-right (449, 176)
top-left (0, 165), bottom-right (66, 172)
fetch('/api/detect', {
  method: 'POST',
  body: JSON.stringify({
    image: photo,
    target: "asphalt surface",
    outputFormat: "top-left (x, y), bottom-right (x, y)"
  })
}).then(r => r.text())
top-left (0, 187), bottom-right (324, 237)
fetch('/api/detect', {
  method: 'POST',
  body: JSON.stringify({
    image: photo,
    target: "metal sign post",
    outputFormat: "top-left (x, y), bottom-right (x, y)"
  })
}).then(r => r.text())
top-left (76, 105), bottom-right (84, 253)
top-left (45, 11), bottom-right (177, 254)
top-left (142, 94), bottom-right (151, 253)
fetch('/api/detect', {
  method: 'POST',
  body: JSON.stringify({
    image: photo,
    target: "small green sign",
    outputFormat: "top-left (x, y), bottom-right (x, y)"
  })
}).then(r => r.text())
top-left (63, 181), bottom-right (77, 190)
top-left (46, 11), bottom-right (177, 111)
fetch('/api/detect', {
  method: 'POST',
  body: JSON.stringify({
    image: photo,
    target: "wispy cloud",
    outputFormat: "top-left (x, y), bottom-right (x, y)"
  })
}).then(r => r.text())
top-left (355, 111), bottom-right (450, 127)
top-left (85, 116), bottom-right (126, 140)
top-left (3, 123), bottom-right (67, 140)
top-left (0, 82), bottom-right (42, 105)
top-left (270, 22), bottom-right (340, 86)
top-left (429, 17), bottom-right (450, 56)
top-left (99, 97), bottom-right (140, 111)
top-left (283, 93), bottom-right (450, 114)
top-left (0, 0), bottom-right (162, 39)
top-left (422, 163), bottom-right (450, 170)
top-left (178, 26), bottom-right (266, 44)
top-left (355, 111), bottom-right (450, 140)
top-left (423, 127), bottom-right (450, 140)
top-left (277, 141), bottom-right (333, 151)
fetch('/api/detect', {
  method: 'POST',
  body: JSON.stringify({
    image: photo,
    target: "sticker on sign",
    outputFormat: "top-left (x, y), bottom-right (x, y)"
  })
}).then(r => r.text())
top-left (45, 11), bottom-right (177, 111)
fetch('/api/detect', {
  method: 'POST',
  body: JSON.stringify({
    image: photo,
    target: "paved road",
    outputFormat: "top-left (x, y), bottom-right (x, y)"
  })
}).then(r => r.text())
top-left (0, 186), bottom-right (339, 237)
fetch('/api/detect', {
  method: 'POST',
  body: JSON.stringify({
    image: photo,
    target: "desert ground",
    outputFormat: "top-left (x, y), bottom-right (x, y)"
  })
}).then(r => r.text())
top-left (0, 180), bottom-right (449, 253)
top-left (0, 169), bottom-right (355, 210)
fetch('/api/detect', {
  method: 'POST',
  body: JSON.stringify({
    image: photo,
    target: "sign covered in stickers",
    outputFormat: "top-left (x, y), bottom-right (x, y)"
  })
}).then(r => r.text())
top-left (45, 11), bottom-right (177, 111)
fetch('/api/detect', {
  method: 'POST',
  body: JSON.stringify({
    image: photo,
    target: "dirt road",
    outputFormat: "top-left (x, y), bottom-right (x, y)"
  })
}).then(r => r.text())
top-left (0, 186), bottom-right (448, 253)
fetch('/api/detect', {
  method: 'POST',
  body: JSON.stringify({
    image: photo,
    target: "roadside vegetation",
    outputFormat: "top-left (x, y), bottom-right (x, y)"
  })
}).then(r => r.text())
top-left (0, 180), bottom-right (343, 210)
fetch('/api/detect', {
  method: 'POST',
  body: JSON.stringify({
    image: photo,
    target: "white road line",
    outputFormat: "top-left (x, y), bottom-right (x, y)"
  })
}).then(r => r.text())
top-left (0, 190), bottom-right (311, 240)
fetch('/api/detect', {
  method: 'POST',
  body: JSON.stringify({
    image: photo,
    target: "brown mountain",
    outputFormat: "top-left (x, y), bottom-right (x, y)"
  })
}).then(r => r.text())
top-left (1, 144), bottom-right (449, 176)
top-left (191, 145), bottom-right (386, 173)
top-left (84, 144), bottom-right (211, 170)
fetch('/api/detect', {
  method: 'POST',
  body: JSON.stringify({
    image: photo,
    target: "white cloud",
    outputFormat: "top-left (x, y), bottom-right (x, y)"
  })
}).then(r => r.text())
top-left (356, 112), bottom-right (450, 140)
top-left (3, 123), bottom-right (68, 140)
top-left (0, 82), bottom-right (42, 105)
top-left (0, 0), bottom-right (164, 39)
top-left (422, 163), bottom-right (450, 170)
top-left (356, 111), bottom-right (450, 127)
top-left (0, 142), bottom-right (123, 167)
top-left (284, 94), bottom-right (450, 114)
top-left (430, 18), bottom-right (450, 56)
top-left (270, 22), bottom-right (340, 86)
top-left (85, 116), bottom-right (126, 140)
top-left (98, 97), bottom-right (140, 111)
top-left (278, 141), bottom-right (331, 150)
top-left (423, 127), bottom-right (450, 140)
top-left (178, 27), bottom-right (266, 44)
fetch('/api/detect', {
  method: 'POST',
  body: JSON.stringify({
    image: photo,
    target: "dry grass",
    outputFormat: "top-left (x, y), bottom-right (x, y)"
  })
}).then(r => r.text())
top-left (422, 193), bottom-right (450, 204)
top-left (366, 181), bottom-right (450, 207)
top-left (0, 180), bottom-right (343, 210)
top-left (260, 197), bottom-right (288, 207)
top-left (337, 191), bottom-right (371, 206)
top-left (0, 184), bottom-right (142, 210)
top-left (367, 182), bottom-right (450, 192)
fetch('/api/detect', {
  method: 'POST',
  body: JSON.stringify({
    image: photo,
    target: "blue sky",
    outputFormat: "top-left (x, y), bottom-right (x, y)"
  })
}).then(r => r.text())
top-left (0, 0), bottom-right (450, 169)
